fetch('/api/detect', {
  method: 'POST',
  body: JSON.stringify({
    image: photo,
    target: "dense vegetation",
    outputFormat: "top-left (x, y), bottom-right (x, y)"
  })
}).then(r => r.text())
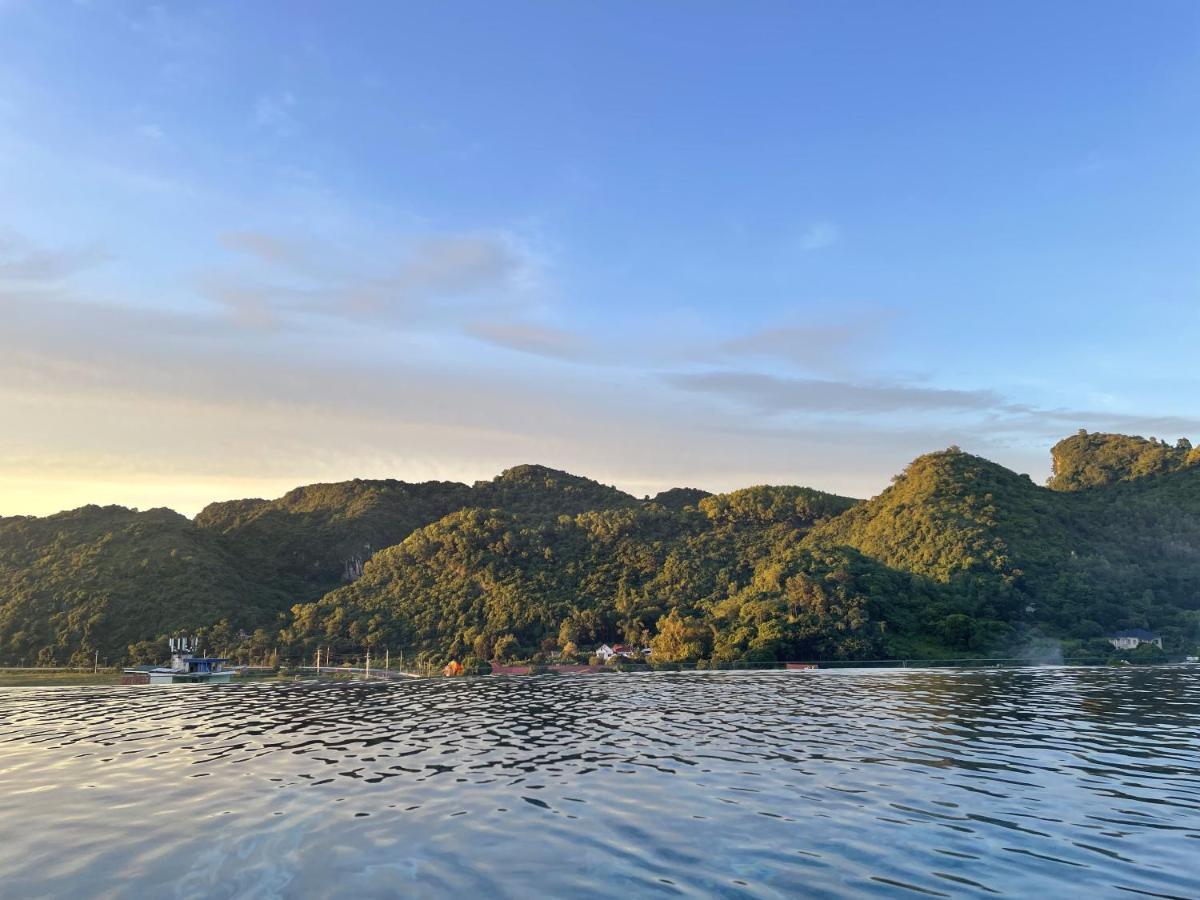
top-left (195, 478), bottom-right (475, 599)
top-left (2, 432), bottom-right (1199, 667)
top-left (282, 485), bottom-right (873, 667)
top-left (811, 446), bottom-right (1200, 655)
top-left (0, 506), bottom-right (285, 666)
top-left (1048, 430), bottom-right (1198, 491)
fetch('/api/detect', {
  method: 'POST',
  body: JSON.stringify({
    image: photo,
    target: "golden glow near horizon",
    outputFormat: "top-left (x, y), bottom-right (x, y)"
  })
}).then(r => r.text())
top-left (3, 4), bottom-right (1196, 518)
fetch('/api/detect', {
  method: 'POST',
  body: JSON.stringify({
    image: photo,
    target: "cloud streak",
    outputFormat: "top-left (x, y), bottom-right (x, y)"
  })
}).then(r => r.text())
top-left (2, 284), bottom-right (1196, 517)
top-left (0, 231), bottom-right (109, 283)
top-left (253, 91), bottom-right (298, 136)
top-left (798, 222), bottom-right (839, 252)
top-left (207, 229), bottom-right (545, 330)
top-left (716, 312), bottom-right (897, 371)
top-left (662, 368), bottom-right (1200, 442)
top-left (464, 320), bottom-right (589, 360)
top-left (665, 370), bottom-right (1005, 414)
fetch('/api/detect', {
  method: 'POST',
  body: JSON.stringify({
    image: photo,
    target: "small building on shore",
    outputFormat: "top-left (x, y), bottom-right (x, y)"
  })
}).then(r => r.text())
top-left (1107, 629), bottom-right (1163, 651)
top-left (122, 637), bottom-right (232, 684)
top-left (596, 644), bottom-right (649, 662)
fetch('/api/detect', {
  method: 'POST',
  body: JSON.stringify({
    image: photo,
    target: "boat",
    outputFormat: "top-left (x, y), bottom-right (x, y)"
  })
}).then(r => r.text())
top-left (122, 637), bottom-right (233, 685)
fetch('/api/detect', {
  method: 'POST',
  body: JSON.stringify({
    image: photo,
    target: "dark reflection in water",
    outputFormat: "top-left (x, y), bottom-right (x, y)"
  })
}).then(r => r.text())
top-left (1, 668), bottom-right (1198, 899)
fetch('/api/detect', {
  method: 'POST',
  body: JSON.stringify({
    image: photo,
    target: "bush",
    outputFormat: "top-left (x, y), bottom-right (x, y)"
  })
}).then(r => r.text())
top-left (740, 647), bottom-right (777, 666)
top-left (1130, 643), bottom-right (1167, 665)
top-left (461, 655), bottom-right (491, 676)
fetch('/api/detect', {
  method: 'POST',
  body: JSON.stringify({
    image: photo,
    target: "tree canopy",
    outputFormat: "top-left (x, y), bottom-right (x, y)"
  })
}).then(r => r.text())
top-left (2, 436), bottom-right (1199, 667)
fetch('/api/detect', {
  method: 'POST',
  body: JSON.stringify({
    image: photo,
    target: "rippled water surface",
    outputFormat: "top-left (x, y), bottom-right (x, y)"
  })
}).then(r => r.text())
top-left (1, 668), bottom-right (1198, 899)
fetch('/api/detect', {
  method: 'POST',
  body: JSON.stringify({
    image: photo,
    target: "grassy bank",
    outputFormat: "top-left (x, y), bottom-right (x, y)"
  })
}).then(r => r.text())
top-left (0, 670), bottom-right (123, 687)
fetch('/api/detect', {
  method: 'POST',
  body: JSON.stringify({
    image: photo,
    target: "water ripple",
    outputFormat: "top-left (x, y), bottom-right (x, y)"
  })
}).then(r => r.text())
top-left (0, 668), bottom-right (1198, 898)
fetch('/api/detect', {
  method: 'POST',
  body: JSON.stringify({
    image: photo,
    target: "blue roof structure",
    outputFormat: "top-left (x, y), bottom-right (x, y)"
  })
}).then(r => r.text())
top-left (1108, 629), bottom-right (1160, 640)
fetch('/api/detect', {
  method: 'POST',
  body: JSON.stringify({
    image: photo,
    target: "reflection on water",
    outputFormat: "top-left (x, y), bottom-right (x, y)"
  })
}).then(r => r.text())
top-left (1, 668), bottom-right (1198, 898)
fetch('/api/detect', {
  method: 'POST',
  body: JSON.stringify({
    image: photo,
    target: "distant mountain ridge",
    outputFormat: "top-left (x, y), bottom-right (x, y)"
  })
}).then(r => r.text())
top-left (195, 478), bottom-right (475, 598)
top-left (191, 465), bottom-right (643, 600)
top-left (2, 430), bottom-right (1198, 666)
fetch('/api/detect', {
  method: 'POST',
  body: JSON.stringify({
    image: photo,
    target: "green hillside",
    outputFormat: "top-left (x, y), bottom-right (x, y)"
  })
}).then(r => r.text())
top-left (1047, 430), bottom-right (1198, 491)
top-left (2, 434), bottom-right (1199, 667)
top-left (283, 484), bottom-right (884, 666)
top-left (0, 466), bottom-right (646, 664)
top-left (472, 464), bottom-right (641, 515)
top-left (807, 446), bottom-right (1200, 650)
top-left (647, 487), bottom-right (713, 510)
top-left (0, 505), bottom-right (285, 665)
top-left (195, 479), bottom-right (474, 599)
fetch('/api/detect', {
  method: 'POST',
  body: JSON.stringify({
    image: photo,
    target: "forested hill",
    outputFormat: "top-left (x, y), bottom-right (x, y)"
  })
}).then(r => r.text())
top-left (2, 431), bottom-right (1199, 667)
top-left (807, 447), bottom-right (1200, 644)
top-left (193, 465), bottom-right (639, 601)
top-left (283, 485), bottom-right (865, 665)
top-left (0, 465), bottom-right (646, 664)
top-left (0, 505), bottom-right (287, 667)
top-left (194, 478), bottom-right (475, 598)
top-left (1047, 430), bottom-right (1199, 491)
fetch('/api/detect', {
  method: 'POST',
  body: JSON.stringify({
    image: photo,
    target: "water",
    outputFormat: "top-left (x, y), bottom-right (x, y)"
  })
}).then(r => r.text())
top-left (0, 669), bottom-right (1197, 899)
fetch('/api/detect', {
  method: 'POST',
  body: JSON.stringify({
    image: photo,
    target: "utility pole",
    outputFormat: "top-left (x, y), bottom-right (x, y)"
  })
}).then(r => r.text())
top-left (94, 650), bottom-right (98, 674)
top-left (385, 648), bottom-right (389, 672)
top-left (365, 648), bottom-right (371, 678)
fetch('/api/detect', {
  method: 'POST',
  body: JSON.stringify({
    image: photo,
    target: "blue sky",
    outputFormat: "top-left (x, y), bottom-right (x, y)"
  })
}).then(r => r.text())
top-left (1, 1), bottom-right (1197, 515)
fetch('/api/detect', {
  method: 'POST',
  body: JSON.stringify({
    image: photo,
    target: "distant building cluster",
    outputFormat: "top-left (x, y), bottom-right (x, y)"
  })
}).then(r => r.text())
top-left (1106, 629), bottom-right (1162, 651)
top-left (595, 643), bottom-right (652, 662)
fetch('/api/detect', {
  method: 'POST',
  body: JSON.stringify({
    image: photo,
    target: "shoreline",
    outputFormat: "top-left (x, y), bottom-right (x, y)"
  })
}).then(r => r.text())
top-left (2, 659), bottom-right (1194, 688)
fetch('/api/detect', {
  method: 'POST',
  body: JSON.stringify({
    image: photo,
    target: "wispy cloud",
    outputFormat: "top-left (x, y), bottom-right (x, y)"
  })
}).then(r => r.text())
top-left (208, 229), bottom-right (545, 329)
top-left (663, 369), bottom-right (1200, 445)
top-left (665, 370), bottom-right (1005, 414)
top-left (464, 320), bottom-right (588, 360)
top-left (0, 230), bottom-right (109, 283)
top-left (2, 285), bottom-right (1196, 516)
top-left (115, 3), bottom-right (216, 53)
top-left (717, 312), bottom-right (895, 370)
top-left (722, 324), bottom-right (859, 360)
top-left (220, 230), bottom-right (315, 270)
top-left (383, 233), bottom-right (531, 304)
top-left (798, 221), bottom-right (840, 252)
top-left (253, 91), bottom-right (298, 135)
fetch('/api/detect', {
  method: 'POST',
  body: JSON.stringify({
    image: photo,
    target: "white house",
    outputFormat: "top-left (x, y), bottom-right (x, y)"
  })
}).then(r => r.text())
top-left (595, 644), bottom-right (643, 662)
top-left (1107, 629), bottom-right (1163, 651)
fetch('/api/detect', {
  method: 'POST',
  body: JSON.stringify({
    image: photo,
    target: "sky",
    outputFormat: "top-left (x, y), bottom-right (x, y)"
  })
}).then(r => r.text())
top-left (1, 1), bottom-right (1198, 516)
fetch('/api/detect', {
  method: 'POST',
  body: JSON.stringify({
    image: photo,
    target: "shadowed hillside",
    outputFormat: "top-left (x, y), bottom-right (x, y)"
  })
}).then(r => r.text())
top-left (647, 487), bottom-right (713, 510)
top-left (471, 464), bottom-right (641, 516)
top-left (195, 479), bottom-right (475, 598)
top-left (0, 506), bottom-right (285, 665)
top-left (807, 445), bottom-right (1200, 647)
top-left (194, 465), bottom-right (640, 601)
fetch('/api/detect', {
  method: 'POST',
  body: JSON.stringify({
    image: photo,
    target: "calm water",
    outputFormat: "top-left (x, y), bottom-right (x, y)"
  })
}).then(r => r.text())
top-left (0, 669), bottom-right (1197, 899)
